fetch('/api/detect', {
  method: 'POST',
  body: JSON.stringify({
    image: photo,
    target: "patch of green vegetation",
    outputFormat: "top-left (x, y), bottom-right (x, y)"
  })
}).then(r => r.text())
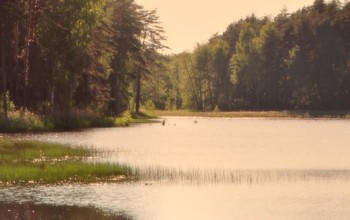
top-left (0, 163), bottom-right (130, 184)
top-left (0, 111), bottom-right (52, 133)
top-left (0, 139), bottom-right (88, 163)
top-left (114, 111), bottom-right (133, 127)
top-left (0, 139), bottom-right (131, 185)
top-left (0, 110), bottom-right (159, 133)
top-left (48, 111), bottom-right (115, 130)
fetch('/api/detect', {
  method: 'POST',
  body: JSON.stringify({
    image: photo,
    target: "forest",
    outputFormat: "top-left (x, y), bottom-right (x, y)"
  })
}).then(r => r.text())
top-left (1, 0), bottom-right (350, 119)
top-left (0, 0), bottom-right (166, 118)
top-left (147, 0), bottom-right (350, 111)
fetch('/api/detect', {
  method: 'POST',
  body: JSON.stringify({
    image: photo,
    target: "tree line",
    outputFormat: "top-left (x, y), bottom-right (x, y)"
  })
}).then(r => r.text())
top-left (0, 0), bottom-right (166, 117)
top-left (142, 0), bottom-right (350, 111)
top-left (1, 0), bottom-right (350, 117)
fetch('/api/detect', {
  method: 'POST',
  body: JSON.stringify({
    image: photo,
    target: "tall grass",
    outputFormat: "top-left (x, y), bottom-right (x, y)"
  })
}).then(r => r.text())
top-left (0, 139), bottom-right (131, 185)
top-left (0, 139), bottom-right (88, 163)
top-left (0, 163), bottom-right (130, 184)
top-left (0, 111), bottom-right (51, 133)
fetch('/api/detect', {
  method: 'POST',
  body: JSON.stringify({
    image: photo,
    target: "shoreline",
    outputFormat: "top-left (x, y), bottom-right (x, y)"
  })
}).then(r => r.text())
top-left (155, 110), bottom-right (350, 119)
top-left (0, 111), bottom-right (158, 134)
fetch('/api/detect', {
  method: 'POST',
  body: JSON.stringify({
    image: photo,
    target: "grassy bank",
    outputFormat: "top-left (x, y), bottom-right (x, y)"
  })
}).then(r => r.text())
top-left (155, 110), bottom-right (350, 119)
top-left (0, 139), bottom-right (131, 185)
top-left (0, 110), bottom-right (157, 133)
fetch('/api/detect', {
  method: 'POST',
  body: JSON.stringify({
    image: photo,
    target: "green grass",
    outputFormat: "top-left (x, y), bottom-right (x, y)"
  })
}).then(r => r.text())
top-left (0, 163), bottom-right (130, 184)
top-left (0, 139), bottom-right (131, 185)
top-left (0, 139), bottom-right (88, 162)
top-left (155, 110), bottom-right (350, 119)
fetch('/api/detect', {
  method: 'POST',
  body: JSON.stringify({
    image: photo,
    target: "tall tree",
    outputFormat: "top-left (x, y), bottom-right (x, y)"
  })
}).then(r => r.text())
top-left (107, 0), bottom-right (143, 115)
top-left (134, 9), bottom-right (167, 113)
top-left (208, 37), bottom-right (231, 110)
top-left (230, 22), bottom-right (263, 108)
top-left (0, 9), bottom-right (7, 116)
top-left (34, 0), bottom-right (105, 112)
top-left (0, 0), bottom-right (23, 116)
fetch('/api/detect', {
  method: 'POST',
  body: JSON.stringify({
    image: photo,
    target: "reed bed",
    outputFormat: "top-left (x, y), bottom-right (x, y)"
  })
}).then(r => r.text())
top-left (0, 139), bottom-right (131, 185)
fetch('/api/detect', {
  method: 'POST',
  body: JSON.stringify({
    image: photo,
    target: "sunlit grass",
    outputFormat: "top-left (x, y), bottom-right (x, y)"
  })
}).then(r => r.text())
top-left (0, 163), bottom-right (130, 184)
top-left (0, 139), bottom-right (131, 185)
top-left (0, 139), bottom-right (88, 162)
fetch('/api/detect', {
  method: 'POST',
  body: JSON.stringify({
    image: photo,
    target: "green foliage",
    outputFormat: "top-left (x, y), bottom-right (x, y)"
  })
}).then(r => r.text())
top-left (0, 109), bottom-right (154, 132)
top-left (48, 110), bottom-right (115, 130)
top-left (0, 139), bottom-right (131, 185)
top-left (2, 0), bottom-right (162, 116)
top-left (213, 105), bottom-right (220, 112)
top-left (143, 100), bottom-right (156, 112)
top-left (0, 110), bottom-right (52, 133)
top-left (152, 1), bottom-right (350, 111)
top-left (0, 92), bottom-right (15, 113)
top-left (2, 0), bottom-right (350, 119)
top-left (114, 111), bottom-right (133, 126)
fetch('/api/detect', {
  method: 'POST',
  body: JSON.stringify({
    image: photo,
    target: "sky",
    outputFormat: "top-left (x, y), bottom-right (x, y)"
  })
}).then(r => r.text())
top-left (135, 0), bottom-right (317, 54)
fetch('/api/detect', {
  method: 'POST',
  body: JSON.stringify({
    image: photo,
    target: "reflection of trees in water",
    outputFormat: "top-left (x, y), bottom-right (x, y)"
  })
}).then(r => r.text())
top-left (0, 202), bottom-right (132, 220)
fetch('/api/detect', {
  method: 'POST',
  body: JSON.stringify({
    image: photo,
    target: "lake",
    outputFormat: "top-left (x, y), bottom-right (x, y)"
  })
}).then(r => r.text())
top-left (1, 117), bottom-right (350, 219)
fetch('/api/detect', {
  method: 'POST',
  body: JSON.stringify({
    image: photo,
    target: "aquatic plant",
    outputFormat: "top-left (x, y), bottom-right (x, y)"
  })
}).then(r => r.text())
top-left (0, 139), bottom-right (131, 185)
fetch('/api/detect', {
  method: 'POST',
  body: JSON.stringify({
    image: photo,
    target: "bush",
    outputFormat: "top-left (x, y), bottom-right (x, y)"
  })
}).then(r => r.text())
top-left (114, 111), bottom-right (132, 126)
top-left (48, 109), bottom-right (114, 130)
top-left (0, 110), bottom-right (50, 133)
top-left (0, 92), bottom-right (15, 113)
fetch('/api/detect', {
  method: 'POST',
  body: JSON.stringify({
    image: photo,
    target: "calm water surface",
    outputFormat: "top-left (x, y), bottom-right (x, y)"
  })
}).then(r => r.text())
top-left (1, 117), bottom-right (350, 219)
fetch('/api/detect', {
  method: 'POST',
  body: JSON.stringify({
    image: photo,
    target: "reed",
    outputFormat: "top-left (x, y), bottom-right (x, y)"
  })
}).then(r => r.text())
top-left (0, 139), bottom-right (131, 185)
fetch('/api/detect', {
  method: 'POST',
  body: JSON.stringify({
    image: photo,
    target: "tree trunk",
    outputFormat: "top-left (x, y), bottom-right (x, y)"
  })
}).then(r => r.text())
top-left (1, 19), bottom-right (8, 117)
top-left (49, 63), bottom-right (56, 113)
top-left (23, 0), bottom-right (40, 107)
top-left (13, 21), bottom-right (20, 107)
top-left (205, 64), bottom-right (214, 111)
top-left (23, 0), bottom-right (34, 86)
top-left (135, 72), bottom-right (141, 114)
top-left (109, 72), bottom-right (116, 114)
top-left (186, 58), bottom-right (201, 110)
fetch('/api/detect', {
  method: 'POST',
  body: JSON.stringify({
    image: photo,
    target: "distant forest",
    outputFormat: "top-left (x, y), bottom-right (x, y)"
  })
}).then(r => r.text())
top-left (1, 0), bottom-right (350, 117)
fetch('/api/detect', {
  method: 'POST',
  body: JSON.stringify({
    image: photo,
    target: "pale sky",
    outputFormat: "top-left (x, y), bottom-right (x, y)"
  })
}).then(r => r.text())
top-left (135, 0), bottom-right (318, 53)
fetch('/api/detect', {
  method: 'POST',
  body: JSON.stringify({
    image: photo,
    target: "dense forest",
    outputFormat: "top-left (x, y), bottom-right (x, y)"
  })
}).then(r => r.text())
top-left (145, 0), bottom-right (350, 111)
top-left (0, 0), bottom-right (166, 117)
top-left (1, 0), bottom-right (350, 118)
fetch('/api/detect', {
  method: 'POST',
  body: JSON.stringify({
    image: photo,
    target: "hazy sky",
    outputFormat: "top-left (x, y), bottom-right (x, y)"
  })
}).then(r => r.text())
top-left (135, 0), bottom-right (316, 53)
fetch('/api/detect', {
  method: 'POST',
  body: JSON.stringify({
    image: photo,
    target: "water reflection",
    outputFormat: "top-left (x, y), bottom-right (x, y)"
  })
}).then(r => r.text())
top-left (2, 180), bottom-right (350, 220)
top-left (0, 202), bottom-right (131, 220)
top-left (2, 117), bottom-right (350, 219)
